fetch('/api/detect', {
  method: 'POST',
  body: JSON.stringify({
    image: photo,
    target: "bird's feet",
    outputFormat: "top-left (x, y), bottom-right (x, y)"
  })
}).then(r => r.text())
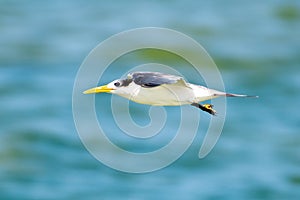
top-left (202, 104), bottom-right (217, 116)
top-left (191, 103), bottom-right (217, 116)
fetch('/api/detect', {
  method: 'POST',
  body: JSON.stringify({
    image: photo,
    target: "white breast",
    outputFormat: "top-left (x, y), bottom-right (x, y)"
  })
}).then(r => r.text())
top-left (130, 84), bottom-right (196, 106)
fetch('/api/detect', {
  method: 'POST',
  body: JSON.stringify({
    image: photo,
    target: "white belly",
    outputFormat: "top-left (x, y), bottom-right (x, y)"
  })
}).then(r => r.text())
top-left (130, 85), bottom-right (195, 106)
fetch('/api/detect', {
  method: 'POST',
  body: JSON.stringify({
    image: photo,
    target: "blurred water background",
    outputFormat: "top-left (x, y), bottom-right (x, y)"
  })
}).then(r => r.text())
top-left (1, 0), bottom-right (300, 199)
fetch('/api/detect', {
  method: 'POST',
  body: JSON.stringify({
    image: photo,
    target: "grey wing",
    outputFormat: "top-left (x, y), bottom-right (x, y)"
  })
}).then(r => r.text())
top-left (131, 71), bottom-right (187, 88)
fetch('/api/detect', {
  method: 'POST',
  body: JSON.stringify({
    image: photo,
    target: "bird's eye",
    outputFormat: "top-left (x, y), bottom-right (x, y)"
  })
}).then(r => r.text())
top-left (114, 82), bottom-right (120, 87)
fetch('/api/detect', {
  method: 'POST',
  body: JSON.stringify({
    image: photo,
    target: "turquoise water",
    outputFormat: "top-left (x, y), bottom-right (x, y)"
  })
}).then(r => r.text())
top-left (1, 0), bottom-right (300, 199)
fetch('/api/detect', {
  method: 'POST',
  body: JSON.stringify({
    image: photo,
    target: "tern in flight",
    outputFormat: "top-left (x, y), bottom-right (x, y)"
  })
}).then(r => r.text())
top-left (84, 71), bottom-right (257, 115)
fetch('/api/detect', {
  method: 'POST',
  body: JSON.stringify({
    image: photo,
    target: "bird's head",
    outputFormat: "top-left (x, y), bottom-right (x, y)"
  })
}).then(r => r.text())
top-left (83, 75), bottom-right (136, 98)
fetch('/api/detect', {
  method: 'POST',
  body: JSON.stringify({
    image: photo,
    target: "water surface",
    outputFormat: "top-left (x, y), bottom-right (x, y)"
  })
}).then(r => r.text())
top-left (0, 0), bottom-right (299, 199)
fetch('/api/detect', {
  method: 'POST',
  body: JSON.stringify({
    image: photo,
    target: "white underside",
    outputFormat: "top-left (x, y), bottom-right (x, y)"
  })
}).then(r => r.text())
top-left (112, 82), bottom-right (222, 106)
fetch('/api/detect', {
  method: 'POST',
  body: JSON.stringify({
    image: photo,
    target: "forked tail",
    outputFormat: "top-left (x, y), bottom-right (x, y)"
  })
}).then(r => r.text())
top-left (211, 89), bottom-right (258, 98)
top-left (224, 93), bottom-right (258, 98)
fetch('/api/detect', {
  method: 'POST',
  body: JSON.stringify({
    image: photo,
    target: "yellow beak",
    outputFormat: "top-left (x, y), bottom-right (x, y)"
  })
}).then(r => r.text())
top-left (83, 85), bottom-right (114, 94)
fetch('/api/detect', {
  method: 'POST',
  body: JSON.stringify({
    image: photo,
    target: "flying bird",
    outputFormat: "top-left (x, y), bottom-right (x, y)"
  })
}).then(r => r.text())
top-left (83, 71), bottom-right (257, 115)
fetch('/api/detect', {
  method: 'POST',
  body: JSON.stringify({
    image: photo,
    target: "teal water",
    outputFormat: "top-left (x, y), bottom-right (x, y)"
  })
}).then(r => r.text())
top-left (1, 0), bottom-right (300, 199)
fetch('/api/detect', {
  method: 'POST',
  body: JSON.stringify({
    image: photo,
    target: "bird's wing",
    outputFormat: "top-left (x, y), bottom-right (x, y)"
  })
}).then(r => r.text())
top-left (130, 72), bottom-right (188, 88)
